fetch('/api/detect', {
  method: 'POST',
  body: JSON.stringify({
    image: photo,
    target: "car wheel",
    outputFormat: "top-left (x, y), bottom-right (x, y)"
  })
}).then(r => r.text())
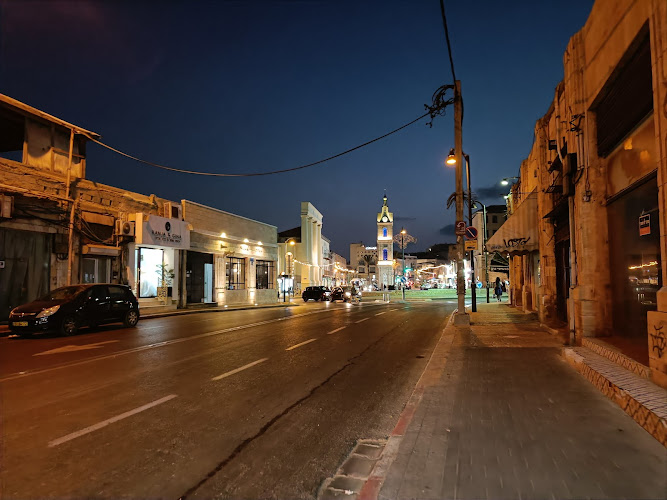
top-left (60, 316), bottom-right (78, 336)
top-left (123, 310), bottom-right (139, 327)
top-left (303, 298), bottom-right (308, 302)
top-left (315, 297), bottom-right (320, 302)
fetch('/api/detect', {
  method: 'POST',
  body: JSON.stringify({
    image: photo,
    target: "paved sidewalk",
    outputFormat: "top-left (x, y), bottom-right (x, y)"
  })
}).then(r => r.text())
top-left (372, 302), bottom-right (667, 499)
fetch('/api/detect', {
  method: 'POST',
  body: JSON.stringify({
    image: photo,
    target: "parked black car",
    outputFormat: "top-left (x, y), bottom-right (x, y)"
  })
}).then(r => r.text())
top-left (8, 284), bottom-right (140, 336)
top-left (302, 286), bottom-right (331, 302)
top-left (329, 286), bottom-right (361, 303)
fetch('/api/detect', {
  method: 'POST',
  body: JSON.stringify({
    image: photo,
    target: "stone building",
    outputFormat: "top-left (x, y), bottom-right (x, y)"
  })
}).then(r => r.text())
top-left (376, 193), bottom-right (395, 289)
top-left (0, 94), bottom-right (278, 318)
top-left (487, 0), bottom-right (667, 388)
top-left (277, 201), bottom-right (324, 294)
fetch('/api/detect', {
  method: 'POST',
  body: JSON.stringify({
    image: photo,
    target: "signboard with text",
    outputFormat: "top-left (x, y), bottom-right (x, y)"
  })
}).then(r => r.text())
top-left (639, 214), bottom-right (650, 236)
top-left (135, 214), bottom-right (191, 249)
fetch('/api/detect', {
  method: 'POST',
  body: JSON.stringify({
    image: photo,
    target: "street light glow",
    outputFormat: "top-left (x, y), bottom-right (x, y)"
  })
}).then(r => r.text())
top-left (501, 179), bottom-right (509, 186)
top-left (445, 148), bottom-right (456, 166)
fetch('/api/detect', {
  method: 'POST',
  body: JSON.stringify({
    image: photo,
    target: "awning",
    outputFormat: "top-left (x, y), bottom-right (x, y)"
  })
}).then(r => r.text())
top-left (486, 191), bottom-right (538, 255)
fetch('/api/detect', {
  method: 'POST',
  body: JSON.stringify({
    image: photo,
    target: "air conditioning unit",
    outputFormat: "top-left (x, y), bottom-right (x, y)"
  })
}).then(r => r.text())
top-left (163, 202), bottom-right (182, 220)
top-left (115, 220), bottom-right (135, 237)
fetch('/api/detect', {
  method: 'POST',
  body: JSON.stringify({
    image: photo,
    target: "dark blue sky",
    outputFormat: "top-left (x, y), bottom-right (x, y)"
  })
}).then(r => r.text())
top-left (1, 0), bottom-right (593, 256)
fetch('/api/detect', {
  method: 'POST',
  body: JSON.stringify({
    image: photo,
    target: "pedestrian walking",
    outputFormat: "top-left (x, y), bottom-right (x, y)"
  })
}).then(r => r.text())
top-left (494, 277), bottom-right (503, 302)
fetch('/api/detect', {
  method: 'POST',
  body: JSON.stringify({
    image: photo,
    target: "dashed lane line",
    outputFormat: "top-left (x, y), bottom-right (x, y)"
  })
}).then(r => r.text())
top-left (286, 338), bottom-right (317, 351)
top-left (327, 327), bottom-right (346, 335)
top-left (375, 311), bottom-right (387, 316)
top-left (0, 307), bottom-right (368, 383)
top-left (211, 358), bottom-right (268, 381)
top-left (355, 317), bottom-right (370, 324)
top-left (48, 394), bottom-right (178, 447)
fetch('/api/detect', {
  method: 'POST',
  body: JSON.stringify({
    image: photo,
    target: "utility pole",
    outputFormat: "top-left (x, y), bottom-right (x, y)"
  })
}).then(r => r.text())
top-left (454, 80), bottom-right (469, 324)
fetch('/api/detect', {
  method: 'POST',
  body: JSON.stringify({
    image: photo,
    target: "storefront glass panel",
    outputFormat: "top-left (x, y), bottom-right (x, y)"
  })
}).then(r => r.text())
top-left (608, 176), bottom-right (660, 337)
top-left (138, 247), bottom-right (163, 298)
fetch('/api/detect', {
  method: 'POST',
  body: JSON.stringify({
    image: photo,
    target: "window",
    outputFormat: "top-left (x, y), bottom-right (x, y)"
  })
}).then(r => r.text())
top-left (383, 227), bottom-right (387, 237)
top-left (256, 260), bottom-right (275, 289)
top-left (226, 257), bottom-right (246, 290)
top-left (369, 266), bottom-right (376, 273)
top-left (359, 266), bottom-right (365, 273)
top-left (383, 248), bottom-right (388, 260)
top-left (108, 286), bottom-right (128, 300)
top-left (492, 215), bottom-right (498, 224)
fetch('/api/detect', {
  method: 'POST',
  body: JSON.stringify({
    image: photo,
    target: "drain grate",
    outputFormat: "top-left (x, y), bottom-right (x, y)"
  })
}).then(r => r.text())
top-left (317, 439), bottom-right (387, 499)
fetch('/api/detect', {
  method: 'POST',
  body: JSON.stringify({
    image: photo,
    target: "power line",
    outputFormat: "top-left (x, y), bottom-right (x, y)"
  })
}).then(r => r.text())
top-left (439, 0), bottom-right (457, 83)
top-left (81, 111), bottom-right (432, 178)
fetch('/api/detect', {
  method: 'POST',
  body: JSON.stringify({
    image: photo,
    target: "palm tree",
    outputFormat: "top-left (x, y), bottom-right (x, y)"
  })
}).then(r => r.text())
top-left (362, 254), bottom-right (376, 277)
top-left (447, 191), bottom-right (480, 224)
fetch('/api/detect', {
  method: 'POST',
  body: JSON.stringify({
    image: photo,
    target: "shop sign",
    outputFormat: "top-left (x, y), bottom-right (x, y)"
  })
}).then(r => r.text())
top-left (639, 214), bottom-right (650, 236)
top-left (136, 214), bottom-right (190, 249)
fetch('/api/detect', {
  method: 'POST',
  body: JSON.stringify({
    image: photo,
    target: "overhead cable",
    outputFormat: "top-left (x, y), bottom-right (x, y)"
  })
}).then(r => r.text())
top-left (81, 111), bottom-right (432, 178)
top-left (439, 0), bottom-right (457, 84)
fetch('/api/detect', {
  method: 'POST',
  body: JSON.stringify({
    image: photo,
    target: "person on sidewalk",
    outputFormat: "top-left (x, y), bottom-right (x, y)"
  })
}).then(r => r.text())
top-left (494, 277), bottom-right (503, 302)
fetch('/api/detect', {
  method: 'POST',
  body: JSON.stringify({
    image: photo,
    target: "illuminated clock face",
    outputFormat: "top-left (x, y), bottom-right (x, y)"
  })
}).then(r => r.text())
top-left (382, 216), bottom-right (388, 222)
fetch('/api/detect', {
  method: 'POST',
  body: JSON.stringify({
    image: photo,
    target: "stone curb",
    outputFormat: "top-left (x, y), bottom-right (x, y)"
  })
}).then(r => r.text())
top-left (562, 346), bottom-right (667, 447)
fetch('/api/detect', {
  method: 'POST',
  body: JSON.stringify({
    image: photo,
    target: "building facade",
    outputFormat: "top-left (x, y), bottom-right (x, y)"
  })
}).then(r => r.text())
top-left (487, 0), bottom-right (667, 388)
top-left (277, 201), bottom-right (324, 294)
top-left (0, 94), bottom-right (278, 318)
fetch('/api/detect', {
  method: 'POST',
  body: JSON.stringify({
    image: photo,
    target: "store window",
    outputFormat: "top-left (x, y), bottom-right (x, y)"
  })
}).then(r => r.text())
top-left (256, 260), bottom-right (275, 289)
top-left (82, 257), bottom-right (110, 284)
top-left (608, 176), bottom-right (660, 337)
top-left (138, 247), bottom-right (163, 298)
top-left (226, 256), bottom-right (246, 290)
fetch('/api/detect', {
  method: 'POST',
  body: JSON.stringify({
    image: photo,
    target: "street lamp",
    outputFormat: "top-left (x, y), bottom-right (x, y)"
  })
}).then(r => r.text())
top-left (401, 228), bottom-right (407, 301)
top-left (473, 201), bottom-right (490, 303)
top-left (500, 176), bottom-right (519, 186)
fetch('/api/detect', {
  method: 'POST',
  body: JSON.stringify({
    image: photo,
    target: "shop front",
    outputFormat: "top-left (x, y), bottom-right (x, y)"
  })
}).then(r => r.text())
top-left (126, 213), bottom-right (190, 309)
top-left (486, 191), bottom-right (539, 311)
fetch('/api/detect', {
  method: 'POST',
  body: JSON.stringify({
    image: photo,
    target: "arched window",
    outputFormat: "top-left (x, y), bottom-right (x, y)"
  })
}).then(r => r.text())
top-left (383, 227), bottom-right (387, 238)
top-left (383, 248), bottom-right (388, 261)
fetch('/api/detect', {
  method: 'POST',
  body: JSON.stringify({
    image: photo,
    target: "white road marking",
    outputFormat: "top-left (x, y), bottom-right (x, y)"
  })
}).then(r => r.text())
top-left (2, 305), bottom-right (389, 383)
top-left (34, 340), bottom-right (119, 356)
top-left (327, 327), bottom-right (346, 335)
top-left (286, 338), bottom-right (317, 351)
top-left (375, 311), bottom-right (387, 316)
top-left (211, 358), bottom-right (268, 381)
top-left (48, 394), bottom-right (177, 447)
top-left (355, 317), bottom-right (370, 324)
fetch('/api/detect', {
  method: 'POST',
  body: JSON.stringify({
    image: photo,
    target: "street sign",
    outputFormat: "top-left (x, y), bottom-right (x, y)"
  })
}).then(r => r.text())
top-left (455, 220), bottom-right (466, 235)
top-left (639, 214), bottom-right (650, 236)
top-left (465, 226), bottom-right (478, 240)
top-left (476, 281), bottom-right (483, 289)
top-left (465, 240), bottom-right (477, 251)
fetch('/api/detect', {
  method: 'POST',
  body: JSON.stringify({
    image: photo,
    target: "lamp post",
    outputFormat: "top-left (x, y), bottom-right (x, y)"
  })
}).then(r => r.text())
top-left (401, 228), bottom-right (406, 301)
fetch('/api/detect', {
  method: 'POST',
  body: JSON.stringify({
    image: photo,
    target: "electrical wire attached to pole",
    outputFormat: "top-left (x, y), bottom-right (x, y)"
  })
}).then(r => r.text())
top-left (79, 88), bottom-right (455, 178)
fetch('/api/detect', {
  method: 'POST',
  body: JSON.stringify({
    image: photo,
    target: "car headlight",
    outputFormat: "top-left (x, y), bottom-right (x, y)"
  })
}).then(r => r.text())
top-left (36, 305), bottom-right (60, 318)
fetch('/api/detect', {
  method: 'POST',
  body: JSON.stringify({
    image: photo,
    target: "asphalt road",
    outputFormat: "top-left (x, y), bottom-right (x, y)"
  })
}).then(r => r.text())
top-left (0, 300), bottom-right (453, 498)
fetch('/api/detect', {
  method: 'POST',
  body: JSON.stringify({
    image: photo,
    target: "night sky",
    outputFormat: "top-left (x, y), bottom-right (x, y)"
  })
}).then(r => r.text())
top-left (1, 0), bottom-right (593, 257)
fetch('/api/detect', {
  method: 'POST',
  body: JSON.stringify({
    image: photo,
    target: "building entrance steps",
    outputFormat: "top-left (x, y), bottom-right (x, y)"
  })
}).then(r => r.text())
top-left (562, 346), bottom-right (667, 446)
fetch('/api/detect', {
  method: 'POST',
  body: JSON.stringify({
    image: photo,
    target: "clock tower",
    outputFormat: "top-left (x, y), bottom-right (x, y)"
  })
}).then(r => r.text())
top-left (376, 193), bottom-right (394, 289)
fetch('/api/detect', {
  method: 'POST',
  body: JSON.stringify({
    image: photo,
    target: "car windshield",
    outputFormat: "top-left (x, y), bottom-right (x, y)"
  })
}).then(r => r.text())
top-left (38, 286), bottom-right (88, 301)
